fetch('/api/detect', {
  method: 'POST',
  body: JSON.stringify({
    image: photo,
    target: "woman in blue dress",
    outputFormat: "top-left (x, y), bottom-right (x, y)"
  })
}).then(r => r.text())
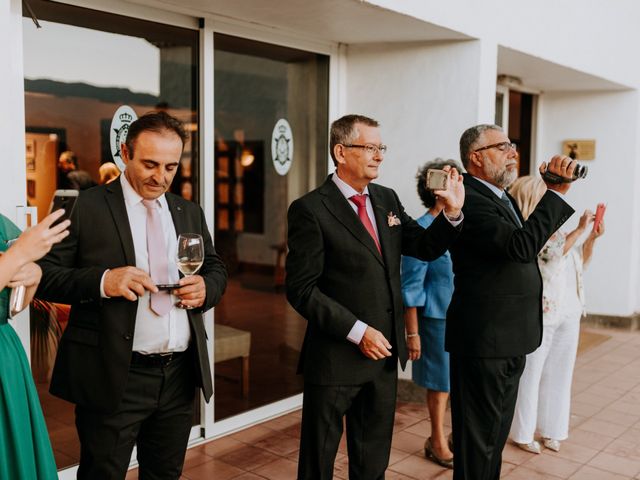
top-left (401, 159), bottom-right (460, 469)
top-left (0, 209), bottom-right (70, 479)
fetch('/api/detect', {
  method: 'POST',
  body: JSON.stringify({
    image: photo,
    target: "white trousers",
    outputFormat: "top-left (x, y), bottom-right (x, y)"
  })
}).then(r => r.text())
top-left (510, 315), bottom-right (580, 443)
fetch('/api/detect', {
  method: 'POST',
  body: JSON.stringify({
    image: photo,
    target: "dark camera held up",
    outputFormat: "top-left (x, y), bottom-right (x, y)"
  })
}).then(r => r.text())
top-left (541, 162), bottom-right (588, 184)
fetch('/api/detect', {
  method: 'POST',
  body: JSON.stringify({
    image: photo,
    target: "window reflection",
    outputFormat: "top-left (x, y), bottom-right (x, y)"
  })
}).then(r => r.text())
top-left (213, 33), bottom-right (329, 420)
top-left (23, 1), bottom-right (199, 469)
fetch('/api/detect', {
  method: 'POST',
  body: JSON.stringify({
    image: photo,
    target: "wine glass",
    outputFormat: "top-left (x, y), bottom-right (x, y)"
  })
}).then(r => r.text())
top-left (176, 233), bottom-right (204, 309)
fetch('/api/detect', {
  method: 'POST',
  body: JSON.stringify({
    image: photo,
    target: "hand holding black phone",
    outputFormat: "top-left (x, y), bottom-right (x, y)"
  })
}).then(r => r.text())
top-left (49, 190), bottom-right (78, 226)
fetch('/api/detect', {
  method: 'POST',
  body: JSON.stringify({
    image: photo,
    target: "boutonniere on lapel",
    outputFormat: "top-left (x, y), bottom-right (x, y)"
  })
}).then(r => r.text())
top-left (387, 212), bottom-right (401, 227)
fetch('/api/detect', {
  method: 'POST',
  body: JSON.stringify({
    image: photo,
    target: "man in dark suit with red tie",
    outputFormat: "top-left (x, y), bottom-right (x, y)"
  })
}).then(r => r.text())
top-left (446, 124), bottom-right (575, 480)
top-left (286, 114), bottom-right (465, 479)
top-left (37, 112), bottom-right (227, 479)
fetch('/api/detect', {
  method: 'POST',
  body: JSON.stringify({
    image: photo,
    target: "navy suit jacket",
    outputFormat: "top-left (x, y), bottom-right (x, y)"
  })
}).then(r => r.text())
top-left (446, 175), bottom-right (574, 358)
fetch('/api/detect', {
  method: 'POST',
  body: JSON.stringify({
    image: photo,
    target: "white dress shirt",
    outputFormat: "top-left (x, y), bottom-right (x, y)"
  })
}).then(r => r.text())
top-left (331, 173), bottom-right (378, 344)
top-left (101, 175), bottom-right (191, 354)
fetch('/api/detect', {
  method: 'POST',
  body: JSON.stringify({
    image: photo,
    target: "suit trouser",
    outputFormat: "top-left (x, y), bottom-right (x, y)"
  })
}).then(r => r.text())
top-left (298, 360), bottom-right (397, 480)
top-left (75, 351), bottom-right (196, 480)
top-left (449, 354), bottom-right (525, 480)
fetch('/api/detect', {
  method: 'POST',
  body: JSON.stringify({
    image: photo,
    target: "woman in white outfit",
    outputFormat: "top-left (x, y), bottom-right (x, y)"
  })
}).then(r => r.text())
top-left (508, 176), bottom-right (605, 454)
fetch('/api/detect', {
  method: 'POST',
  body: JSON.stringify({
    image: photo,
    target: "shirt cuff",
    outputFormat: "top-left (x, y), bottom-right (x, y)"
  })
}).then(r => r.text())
top-left (100, 269), bottom-right (110, 298)
top-left (444, 211), bottom-right (464, 227)
top-left (347, 320), bottom-right (368, 345)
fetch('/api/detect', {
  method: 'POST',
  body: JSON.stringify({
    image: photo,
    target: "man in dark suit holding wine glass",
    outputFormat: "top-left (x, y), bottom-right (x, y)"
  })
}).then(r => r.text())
top-left (37, 111), bottom-right (227, 480)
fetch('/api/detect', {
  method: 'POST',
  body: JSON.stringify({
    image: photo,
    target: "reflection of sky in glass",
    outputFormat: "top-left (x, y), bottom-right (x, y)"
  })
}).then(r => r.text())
top-left (23, 19), bottom-right (160, 96)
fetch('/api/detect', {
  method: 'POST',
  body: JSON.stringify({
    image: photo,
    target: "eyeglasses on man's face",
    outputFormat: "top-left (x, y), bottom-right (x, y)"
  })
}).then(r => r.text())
top-left (474, 141), bottom-right (517, 153)
top-left (342, 143), bottom-right (388, 155)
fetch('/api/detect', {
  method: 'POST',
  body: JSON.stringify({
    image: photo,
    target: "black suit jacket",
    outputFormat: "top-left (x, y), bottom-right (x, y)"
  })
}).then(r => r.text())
top-left (37, 180), bottom-right (227, 413)
top-left (285, 176), bottom-right (460, 385)
top-left (445, 175), bottom-right (574, 358)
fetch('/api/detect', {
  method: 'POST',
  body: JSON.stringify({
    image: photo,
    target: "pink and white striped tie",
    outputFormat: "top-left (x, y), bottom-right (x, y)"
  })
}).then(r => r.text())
top-left (142, 199), bottom-right (172, 316)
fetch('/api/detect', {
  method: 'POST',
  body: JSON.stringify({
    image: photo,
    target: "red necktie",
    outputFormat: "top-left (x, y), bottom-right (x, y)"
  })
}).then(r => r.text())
top-left (349, 194), bottom-right (381, 253)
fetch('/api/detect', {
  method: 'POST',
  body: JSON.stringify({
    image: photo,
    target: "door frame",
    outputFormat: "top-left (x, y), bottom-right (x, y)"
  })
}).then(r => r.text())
top-left (16, 1), bottom-right (341, 477)
top-left (202, 14), bottom-right (340, 438)
top-left (495, 82), bottom-right (540, 175)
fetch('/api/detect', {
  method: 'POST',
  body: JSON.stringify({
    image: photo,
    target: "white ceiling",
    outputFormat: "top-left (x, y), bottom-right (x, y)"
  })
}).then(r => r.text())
top-left (498, 46), bottom-right (629, 92)
top-left (129, 0), bottom-right (471, 44)
top-left (127, 0), bottom-right (628, 92)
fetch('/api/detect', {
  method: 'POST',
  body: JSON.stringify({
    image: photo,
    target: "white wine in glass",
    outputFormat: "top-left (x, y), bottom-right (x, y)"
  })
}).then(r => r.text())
top-left (176, 233), bottom-right (204, 276)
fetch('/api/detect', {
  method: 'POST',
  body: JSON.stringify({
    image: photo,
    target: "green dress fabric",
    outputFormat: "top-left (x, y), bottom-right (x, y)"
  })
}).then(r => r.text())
top-left (0, 215), bottom-right (58, 479)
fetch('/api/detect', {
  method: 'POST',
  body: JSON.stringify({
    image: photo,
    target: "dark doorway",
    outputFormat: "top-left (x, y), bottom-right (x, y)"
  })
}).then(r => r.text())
top-left (507, 91), bottom-right (535, 176)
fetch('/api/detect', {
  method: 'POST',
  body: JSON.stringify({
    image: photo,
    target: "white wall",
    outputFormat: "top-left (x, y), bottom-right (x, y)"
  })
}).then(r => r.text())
top-left (344, 39), bottom-right (495, 217)
top-left (0, 0), bottom-right (27, 220)
top-left (1, 0), bottom-right (31, 352)
top-left (368, 0), bottom-right (640, 89)
top-left (537, 90), bottom-right (640, 316)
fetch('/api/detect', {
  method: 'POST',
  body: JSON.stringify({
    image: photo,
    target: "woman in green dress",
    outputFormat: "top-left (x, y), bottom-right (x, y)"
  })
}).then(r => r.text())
top-left (0, 209), bottom-right (70, 479)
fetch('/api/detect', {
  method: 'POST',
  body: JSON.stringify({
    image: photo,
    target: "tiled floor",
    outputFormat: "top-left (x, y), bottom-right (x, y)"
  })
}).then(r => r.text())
top-left (125, 326), bottom-right (640, 479)
top-left (38, 274), bottom-right (306, 469)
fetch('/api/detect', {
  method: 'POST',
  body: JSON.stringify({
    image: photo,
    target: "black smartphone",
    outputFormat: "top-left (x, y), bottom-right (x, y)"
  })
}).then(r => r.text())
top-left (49, 189), bottom-right (79, 226)
top-left (156, 283), bottom-right (180, 291)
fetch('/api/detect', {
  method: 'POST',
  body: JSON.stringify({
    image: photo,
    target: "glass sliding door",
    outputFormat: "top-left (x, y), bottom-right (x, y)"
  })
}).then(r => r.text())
top-left (213, 33), bottom-right (329, 420)
top-left (22, 0), bottom-right (199, 470)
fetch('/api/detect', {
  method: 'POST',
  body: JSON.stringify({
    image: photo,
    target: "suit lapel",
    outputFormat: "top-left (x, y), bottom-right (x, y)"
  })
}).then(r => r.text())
top-left (369, 186), bottom-right (394, 268)
top-left (465, 176), bottom-right (521, 227)
top-left (320, 178), bottom-right (384, 266)
top-left (166, 194), bottom-right (187, 237)
top-left (105, 180), bottom-right (136, 266)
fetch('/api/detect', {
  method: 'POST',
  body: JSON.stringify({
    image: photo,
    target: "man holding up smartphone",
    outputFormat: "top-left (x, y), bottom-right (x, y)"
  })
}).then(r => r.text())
top-left (446, 124), bottom-right (575, 480)
top-left (286, 114), bottom-right (464, 479)
top-left (37, 112), bottom-right (227, 480)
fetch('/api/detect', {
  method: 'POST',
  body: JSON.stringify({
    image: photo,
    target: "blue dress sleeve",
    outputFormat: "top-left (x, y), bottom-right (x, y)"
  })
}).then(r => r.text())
top-left (401, 254), bottom-right (429, 307)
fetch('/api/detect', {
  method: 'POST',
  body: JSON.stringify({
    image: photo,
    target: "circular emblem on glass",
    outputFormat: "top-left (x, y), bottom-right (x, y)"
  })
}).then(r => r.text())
top-left (271, 119), bottom-right (294, 176)
top-left (110, 105), bottom-right (138, 171)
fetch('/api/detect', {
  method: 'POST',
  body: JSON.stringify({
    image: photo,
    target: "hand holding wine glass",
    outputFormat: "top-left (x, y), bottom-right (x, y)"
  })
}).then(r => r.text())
top-left (175, 233), bottom-right (204, 309)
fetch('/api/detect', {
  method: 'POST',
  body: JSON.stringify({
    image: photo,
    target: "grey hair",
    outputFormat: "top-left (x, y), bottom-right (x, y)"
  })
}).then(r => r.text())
top-left (329, 114), bottom-right (379, 166)
top-left (459, 124), bottom-right (503, 168)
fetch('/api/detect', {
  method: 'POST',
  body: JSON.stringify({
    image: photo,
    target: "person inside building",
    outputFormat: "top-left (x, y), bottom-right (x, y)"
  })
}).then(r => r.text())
top-left (58, 150), bottom-right (97, 190)
top-left (98, 161), bottom-right (120, 185)
top-left (401, 158), bottom-right (461, 469)
top-left (509, 175), bottom-right (605, 453)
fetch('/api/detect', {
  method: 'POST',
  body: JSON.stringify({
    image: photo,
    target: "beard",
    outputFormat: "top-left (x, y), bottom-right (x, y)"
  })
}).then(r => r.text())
top-left (485, 160), bottom-right (517, 189)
